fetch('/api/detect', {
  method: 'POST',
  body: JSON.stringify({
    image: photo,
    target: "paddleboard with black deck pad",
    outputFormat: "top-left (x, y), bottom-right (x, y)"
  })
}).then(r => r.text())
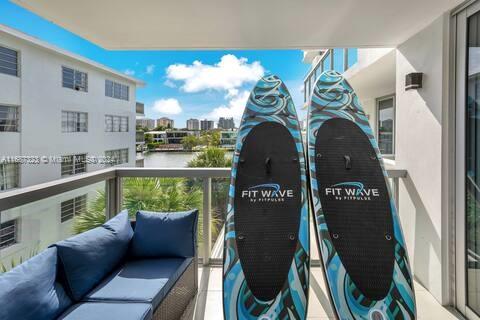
top-left (223, 74), bottom-right (310, 320)
top-left (307, 70), bottom-right (416, 320)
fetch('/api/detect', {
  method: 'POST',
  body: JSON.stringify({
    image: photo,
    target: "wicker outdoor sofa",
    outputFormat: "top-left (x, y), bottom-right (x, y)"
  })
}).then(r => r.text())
top-left (0, 209), bottom-right (199, 320)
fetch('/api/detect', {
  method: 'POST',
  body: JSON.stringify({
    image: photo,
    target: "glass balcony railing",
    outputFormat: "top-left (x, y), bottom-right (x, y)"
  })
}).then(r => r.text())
top-left (303, 48), bottom-right (358, 103)
top-left (0, 166), bottom-right (405, 271)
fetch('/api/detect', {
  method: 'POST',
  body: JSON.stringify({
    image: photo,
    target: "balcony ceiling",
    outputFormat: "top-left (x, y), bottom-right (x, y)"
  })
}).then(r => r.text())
top-left (12, 0), bottom-right (462, 50)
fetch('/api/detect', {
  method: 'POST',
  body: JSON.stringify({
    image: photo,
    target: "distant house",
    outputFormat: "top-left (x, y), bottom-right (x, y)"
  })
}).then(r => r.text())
top-left (146, 130), bottom-right (199, 144)
top-left (220, 130), bottom-right (237, 148)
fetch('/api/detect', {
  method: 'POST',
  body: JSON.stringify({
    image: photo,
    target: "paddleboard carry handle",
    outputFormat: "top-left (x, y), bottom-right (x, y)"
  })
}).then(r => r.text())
top-left (344, 155), bottom-right (352, 170)
top-left (265, 157), bottom-right (272, 174)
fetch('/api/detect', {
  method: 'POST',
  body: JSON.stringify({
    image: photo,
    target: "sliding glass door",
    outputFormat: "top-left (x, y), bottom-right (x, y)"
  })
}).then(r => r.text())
top-left (466, 10), bottom-right (480, 317)
top-left (456, 2), bottom-right (480, 319)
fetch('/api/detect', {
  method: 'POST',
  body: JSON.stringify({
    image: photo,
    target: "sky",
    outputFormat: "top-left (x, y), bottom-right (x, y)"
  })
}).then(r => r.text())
top-left (0, 0), bottom-right (310, 128)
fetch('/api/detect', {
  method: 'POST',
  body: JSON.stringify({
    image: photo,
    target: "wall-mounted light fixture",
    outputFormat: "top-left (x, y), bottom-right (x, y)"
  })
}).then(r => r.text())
top-left (405, 72), bottom-right (423, 91)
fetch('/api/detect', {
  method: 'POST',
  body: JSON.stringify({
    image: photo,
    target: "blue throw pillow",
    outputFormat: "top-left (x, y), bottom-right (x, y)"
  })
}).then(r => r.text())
top-left (0, 247), bottom-right (72, 320)
top-left (131, 210), bottom-right (198, 258)
top-left (103, 209), bottom-right (134, 242)
top-left (52, 210), bottom-right (133, 301)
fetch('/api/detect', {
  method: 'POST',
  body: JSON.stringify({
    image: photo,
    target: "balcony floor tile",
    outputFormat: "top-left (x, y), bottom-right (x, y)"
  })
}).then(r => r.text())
top-left (189, 266), bottom-right (463, 320)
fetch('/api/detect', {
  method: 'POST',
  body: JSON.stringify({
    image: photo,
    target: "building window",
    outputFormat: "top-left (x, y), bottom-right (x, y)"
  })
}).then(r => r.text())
top-left (61, 154), bottom-right (86, 176)
top-left (61, 194), bottom-right (87, 223)
top-left (0, 46), bottom-right (19, 77)
top-left (377, 95), bottom-right (395, 157)
top-left (0, 219), bottom-right (17, 249)
top-left (105, 149), bottom-right (128, 166)
top-left (62, 111), bottom-right (87, 132)
top-left (105, 80), bottom-right (129, 101)
top-left (105, 115), bottom-right (129, 132)
top-left (0, 163), bottom-right (19, 191)
top-left (0, 105), bottom-right (19, 132)
top-left (62, 66), bottom-right (88, 92)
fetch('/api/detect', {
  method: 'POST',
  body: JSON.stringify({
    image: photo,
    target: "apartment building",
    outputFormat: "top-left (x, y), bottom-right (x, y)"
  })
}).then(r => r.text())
top-left (186, 118), bottom-right (199, 130)
top-left (136, 117), bottom-right (155, 130)
top-left (156, 117), bottom-right (174, 129)
top-left (0, 24), bottom-right (143, 187)
top-left (200, 119), bottom-right (214, 131)
top-left (135, 102), bottom-right (146, 166)
top-left (0, 24), bottom-right (143, 265)
top-left (217, 117), bottom-right (235, 130)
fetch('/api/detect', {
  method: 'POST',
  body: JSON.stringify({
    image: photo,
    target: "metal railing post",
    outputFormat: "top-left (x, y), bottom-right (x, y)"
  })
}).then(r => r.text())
top-left (203, 177), bottom-right (212, 266)
top-left (105, 176), bottom-right (122, 219)
top-left (393, 177), bottom-right (400, 213)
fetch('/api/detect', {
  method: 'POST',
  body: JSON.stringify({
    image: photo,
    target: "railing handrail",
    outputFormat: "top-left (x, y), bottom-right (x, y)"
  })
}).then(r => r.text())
top-left (116, 167), bottom-right (231, 178)
top-left (304, 49), bottom-right (329, 83)
top-left (0, 166), bottom-right (406, 212)
top-left (0, 168), bottom-right (117, 212)
top-left (0, 167), bottom-right (230, 211)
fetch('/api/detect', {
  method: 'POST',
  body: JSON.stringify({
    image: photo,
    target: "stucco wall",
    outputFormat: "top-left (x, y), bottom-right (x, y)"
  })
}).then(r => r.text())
top-left (0, 31), bottom-right (137, 187)
top-left (395, 14), bottom-right (447, 303)
top-left (346, 49), bottom-right (396, 145)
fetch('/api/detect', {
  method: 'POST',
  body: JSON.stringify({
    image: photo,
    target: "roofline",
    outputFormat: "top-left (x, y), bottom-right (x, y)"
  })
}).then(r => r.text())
top-left (0, 23), bottom-right (145, 86)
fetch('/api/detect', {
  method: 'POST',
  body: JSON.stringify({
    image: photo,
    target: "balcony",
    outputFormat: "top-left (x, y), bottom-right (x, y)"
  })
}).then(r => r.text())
top-left (136, 102), bottom-right (145, 116)
top-left (303, 48), bottom-right (358, 104)
top-left (136, 131), bottom-right (145, 144)
top-left (0, 166), bottom-right (460, 319)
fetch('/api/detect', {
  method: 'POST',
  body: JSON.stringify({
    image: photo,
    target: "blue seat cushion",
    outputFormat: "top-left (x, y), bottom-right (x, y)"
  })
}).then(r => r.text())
top-left (0, 247), bottom-right (72, 320)
top-left (84, 257), bottom-right (193, 309)
top-left (52, 210), bottom-right (133, 301)
top-left (58, 302), bottom-right (152, 320)
top-left (131, 210), bottom-right (198, 258)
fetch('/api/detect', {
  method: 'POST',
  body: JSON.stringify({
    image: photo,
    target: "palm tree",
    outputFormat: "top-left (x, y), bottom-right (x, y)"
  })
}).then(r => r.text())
top-left (187, 147), bottom-right (232, 167)
top-left (188, 147), bottom-right (232, 243)
top-left (72, 177), bottom-right (219, 242)
top-left (73, 190), bottom-right (108, 234)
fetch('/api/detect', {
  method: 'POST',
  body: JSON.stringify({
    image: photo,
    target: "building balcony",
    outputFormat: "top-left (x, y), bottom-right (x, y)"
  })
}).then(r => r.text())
top-left (136, 130), bottom-right (145, 144)
top-left (136, 102), bottom-right (145, 116)
top-left (0, 166), bottom-right (460, 319)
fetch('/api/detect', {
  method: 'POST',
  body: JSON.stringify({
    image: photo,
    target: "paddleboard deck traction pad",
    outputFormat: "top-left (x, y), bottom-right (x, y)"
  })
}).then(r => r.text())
top-left (307, 70), bottom-right (416, 320)
top-left (223, 75), bottom-right (310, 320)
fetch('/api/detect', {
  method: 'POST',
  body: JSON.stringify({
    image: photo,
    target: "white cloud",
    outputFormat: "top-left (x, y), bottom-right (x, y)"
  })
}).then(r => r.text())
top-left (203, 90), bottom-right (250, 125)
top-left (163, 79), bottom-right (177, 88)
top-left (124, 69), bottom-right (135, 76)
top-left (166, 54), bottom-right (264, 93)
top-left (225, 88), bottom-right (239, 99)
top-left (146, 64), bottom-right (155, 75)
top-left (152, 98), bottom-right (182, 115)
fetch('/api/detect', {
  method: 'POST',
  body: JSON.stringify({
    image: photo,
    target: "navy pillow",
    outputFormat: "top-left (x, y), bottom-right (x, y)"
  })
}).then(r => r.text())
top-left (131, 210), bottom-right (198, 258)
top-left (0, 247), bottom-right (72, 320)
top-left (52, 210), bottom-right (133, 301)
top-left (103, 209), bottom-right (134, 242)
